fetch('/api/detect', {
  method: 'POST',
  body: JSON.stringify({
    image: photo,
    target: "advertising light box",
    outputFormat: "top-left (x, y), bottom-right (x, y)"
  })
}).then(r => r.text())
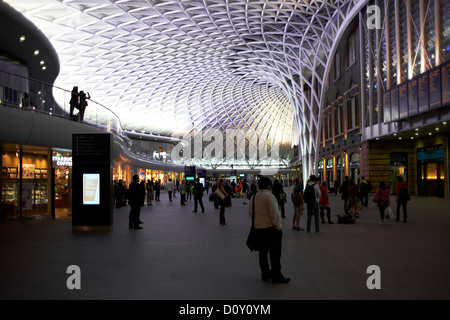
top-left (83, 173), bottom-right (100, 205)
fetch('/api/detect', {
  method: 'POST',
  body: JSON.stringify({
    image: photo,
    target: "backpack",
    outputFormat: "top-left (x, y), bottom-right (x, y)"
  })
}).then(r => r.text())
top-left (303, 184), bottom-right (316, 204)
top-left (399, 187), bottom-right (411, 202)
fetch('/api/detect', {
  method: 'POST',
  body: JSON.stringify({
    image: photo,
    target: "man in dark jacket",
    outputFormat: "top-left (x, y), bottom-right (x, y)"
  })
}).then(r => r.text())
top-left (128, 175), bottom-right (143, 229)
top-left (192, 178), bottom-right (205, 213)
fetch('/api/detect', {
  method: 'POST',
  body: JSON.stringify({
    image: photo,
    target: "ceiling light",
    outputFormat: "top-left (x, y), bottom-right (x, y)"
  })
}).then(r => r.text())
top-left (19, 35), bottom-right (26, 42)
top-left (40, 60), bottom-right (45, 65)
top-left (34, 50), bottom-right (39, 55)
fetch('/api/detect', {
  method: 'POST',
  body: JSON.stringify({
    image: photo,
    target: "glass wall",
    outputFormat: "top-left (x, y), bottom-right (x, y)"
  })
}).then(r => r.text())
top-left (1, 146), bottom-right (51, 220)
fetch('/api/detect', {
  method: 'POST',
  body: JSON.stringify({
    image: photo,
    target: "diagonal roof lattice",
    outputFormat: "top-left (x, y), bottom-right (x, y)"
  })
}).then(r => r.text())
top-left (6, 0), bottom-right (368, 174)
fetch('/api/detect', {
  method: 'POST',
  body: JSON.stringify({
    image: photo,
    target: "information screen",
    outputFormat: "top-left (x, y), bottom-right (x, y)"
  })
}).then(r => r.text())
top-left (83, 173), bottom-right (100, 205)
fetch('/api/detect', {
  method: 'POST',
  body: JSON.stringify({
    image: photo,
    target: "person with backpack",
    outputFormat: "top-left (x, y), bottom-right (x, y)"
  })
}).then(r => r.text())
top-left (291, 178), bottom-right (304, 231)
top-left (304, 175), bottom-right (321, 234)
top-left (395, 176), bottom-right (409, 223)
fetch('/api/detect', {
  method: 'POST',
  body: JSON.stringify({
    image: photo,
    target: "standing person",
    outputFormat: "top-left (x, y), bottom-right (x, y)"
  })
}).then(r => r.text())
top-left (250, 179), bottom-right (257, 199)
top-left (146, 179), bottom-right (153, 206)
top-left (217, 179), bottom-right (228, 225)
top-left (291, 178), bottom-right (304, 231)
top-left (272, 179), bottom-right (286, 218)
top-left (179, 180), bottom-right (187, 206)
top-left (340, 176), bottom-right (349, 214)
top-left (205, 179), bottom-right (211, 195)
top-left (395, 176), bottom-right (409, 223)
top-left (192, 178), bottom-right (205, 213)
top-left (174, 180), bottom-right (180, 198)
top-left (319, 181), bottom-right (333, 224)
top-left (374, 181), bottom-right (390, 224)
top-left (154, 179), bottom-right (161, 201)
top-left (127, 175), bottom-right (143, 230)
top-left (166, 178), bottom-right (175, 201)
top-left (139, 180), bottom-right (146, 206)
top-left (348, 179), bottom-right (360, 217)
top-left (78, 90), bottom-right (90, 122)
top-left (69, 86), bottom-right (79, 118)
top-left (248, 176), bottom-right (290, 283)
top-left (304, 175), bottom-right (321, 234)
top-left (359, 176), bottom-right (372, 208)
top-left (241, 179), bottom-right (249, 204)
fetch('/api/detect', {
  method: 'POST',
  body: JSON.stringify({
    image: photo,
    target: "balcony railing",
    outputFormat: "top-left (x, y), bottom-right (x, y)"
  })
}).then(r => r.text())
top-left (0, 70), bottom-right (123, 136)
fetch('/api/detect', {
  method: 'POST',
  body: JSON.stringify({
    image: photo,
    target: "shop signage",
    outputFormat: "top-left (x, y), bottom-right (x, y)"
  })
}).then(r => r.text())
top-left (53, 155), bottom-right (73, 167)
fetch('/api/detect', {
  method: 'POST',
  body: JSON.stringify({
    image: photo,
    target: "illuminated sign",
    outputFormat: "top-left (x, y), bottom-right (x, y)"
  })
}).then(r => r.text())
top-left (83, 173), bottom-right (100, 205)
top-left (53, 155), bottom-right (73, 167)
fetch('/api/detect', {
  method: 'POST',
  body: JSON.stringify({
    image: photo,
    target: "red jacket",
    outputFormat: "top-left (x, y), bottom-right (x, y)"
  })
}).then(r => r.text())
top-left (395, 181), bottom-right (408, 199)
top-left (319, 185), bottom-right (329, 206)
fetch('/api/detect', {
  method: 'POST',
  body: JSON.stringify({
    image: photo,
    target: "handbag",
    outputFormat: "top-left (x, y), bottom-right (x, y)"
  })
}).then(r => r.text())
top-left (384, 206), bottom-right (392, 219)
top-left (214, 188), bottom-right (226, 200)
top-left (246, 196), bottom-right (260, 252)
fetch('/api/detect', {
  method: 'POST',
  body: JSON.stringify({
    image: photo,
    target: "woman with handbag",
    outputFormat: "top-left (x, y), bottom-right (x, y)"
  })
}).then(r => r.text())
top-left (373, 181), bottom-right (390, 224)
top-left (217, 179), bottom-right (228, 225)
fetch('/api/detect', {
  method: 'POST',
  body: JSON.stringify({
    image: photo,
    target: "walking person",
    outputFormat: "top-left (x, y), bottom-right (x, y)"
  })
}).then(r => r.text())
top-left (146, 179), bottom-right (153, 206)
top-left (374, 181), bottom-right (390, 224)
top-left (359, 176), bottom-right (372, 208)
top-left (192, 178), bottom-right (205, 213)
top-left (217, 179), bottom-right (228, 225)
top-left (395, 176), bottom-right (409, 223)
top-left (139, 180), bottom-right (146, 206)
top-left (241, 178), bottom-right (249, 204)
top-left (166, 178), bottom-right (175, 201)
top-left (248, 176), bottom-right (290, 283)
top-left (319, 180), bottom-right (333, 224)
top-left (179, 180), bottom-right (187, 206)
top-left (291, 178), bottom-right (304, 231)
top-left (127, 175), bottom-right (143, 229)
top-left (304, 175), bottom-right (321, 234)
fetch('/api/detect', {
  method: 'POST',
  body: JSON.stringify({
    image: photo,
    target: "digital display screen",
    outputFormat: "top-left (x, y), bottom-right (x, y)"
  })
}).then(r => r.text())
top-left (83, 173), bottom-right (100, 205)
top-left (186, 176), bottom-right (195, 181)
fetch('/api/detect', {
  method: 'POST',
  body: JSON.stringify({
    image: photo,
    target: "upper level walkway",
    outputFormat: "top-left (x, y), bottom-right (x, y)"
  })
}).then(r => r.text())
top-left (1, 187), bottom-right (449, 300)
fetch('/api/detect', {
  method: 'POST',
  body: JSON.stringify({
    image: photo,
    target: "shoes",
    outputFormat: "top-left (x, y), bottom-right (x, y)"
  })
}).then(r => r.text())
top-left (134, 226), bottom-right (143, 230)
top-left (138, 221), bottom-right (143, 224)
top-left (201, 211), bottom-right (205, 213)
top-left (328, 221), bottom-right (334, 224)
top-left (321, 221), bottom-right (326, 224)
top-left (192, 211), bottom-right (197, 213)
top-left (297, 227), bottom-right (304, 231)
top-left (272, 276), bottom-right (290, 284)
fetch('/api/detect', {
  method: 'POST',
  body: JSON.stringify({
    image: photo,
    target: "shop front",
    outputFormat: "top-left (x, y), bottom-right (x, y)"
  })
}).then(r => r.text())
top-left (418, 145), bottom-right (445, 198)
top-left (52, 150), bottom-right (72, 218)
top-left (349, 153), bottom-right (360, 184)
top-left (1, 145), bottom-right (51, 220)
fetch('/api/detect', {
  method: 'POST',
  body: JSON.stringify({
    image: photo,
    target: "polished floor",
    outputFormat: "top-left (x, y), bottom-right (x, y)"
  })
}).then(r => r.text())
top-left (1, 188), bottom-right (450, 300)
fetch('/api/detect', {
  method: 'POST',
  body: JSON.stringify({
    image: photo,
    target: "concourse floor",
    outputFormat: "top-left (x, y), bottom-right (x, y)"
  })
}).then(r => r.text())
top-left (1, 188), bottom-right (450, 300)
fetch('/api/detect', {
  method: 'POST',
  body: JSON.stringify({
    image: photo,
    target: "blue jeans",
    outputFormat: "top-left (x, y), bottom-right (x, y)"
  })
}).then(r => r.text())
top-left (307, 202), bottom-right (320, 232)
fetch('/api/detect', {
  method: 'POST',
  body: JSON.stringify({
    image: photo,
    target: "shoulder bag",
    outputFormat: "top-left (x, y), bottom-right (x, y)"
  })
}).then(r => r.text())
top-left (246, 196), bottom-right (260, 252)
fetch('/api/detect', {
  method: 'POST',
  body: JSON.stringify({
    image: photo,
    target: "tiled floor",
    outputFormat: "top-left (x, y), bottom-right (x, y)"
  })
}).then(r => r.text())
top-left (1, 188), bottom-right (450, 300)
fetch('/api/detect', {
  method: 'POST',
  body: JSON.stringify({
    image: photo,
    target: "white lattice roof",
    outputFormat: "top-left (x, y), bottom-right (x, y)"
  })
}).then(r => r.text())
top-left (6, 0), bottom-right (366, 167)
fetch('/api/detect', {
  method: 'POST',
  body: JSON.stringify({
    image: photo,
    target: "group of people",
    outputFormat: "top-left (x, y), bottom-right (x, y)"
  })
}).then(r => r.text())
top-left (69, 86), bottom-right (90, 122)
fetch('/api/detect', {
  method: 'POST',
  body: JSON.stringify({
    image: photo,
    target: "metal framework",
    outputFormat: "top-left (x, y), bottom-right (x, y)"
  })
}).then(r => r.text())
top-left (6, 0), bottom-right (369, 177)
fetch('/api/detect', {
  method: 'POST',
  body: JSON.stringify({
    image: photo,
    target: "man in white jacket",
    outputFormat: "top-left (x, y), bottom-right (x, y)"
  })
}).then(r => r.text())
top-left (166, 179), bottom-right (175, 201)
top-left (248, 176), bottom-right (290, 284)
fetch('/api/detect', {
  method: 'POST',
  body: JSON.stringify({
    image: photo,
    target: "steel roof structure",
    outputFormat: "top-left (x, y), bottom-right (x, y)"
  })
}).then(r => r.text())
top-left (6, 0), bottom-right (368, 175)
